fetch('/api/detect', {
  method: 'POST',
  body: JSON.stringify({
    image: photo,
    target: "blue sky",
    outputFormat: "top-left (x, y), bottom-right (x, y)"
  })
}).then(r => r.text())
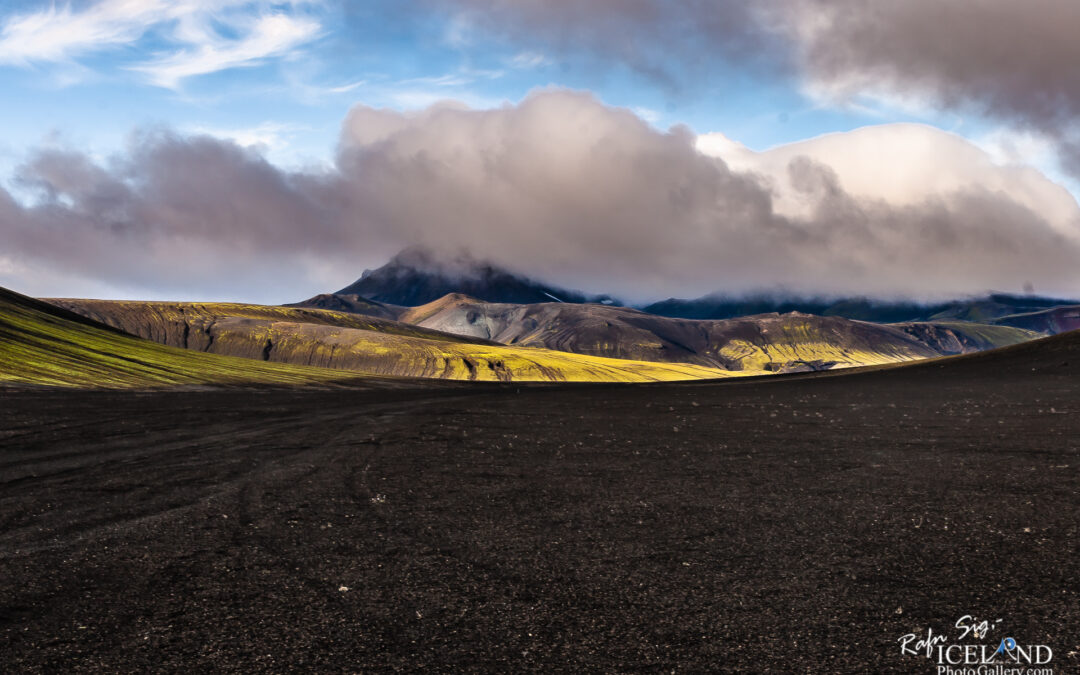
top-left (2, 1), bottom-right (1079, 302)
top-left (0, 0), bottom-right (984, 174)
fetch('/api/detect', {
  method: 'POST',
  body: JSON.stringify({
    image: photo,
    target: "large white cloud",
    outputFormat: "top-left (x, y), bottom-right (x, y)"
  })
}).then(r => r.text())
top-left (697, 124), bottom-right (1080, 239)
top-left (2, 91), bottom-right (1079, 303)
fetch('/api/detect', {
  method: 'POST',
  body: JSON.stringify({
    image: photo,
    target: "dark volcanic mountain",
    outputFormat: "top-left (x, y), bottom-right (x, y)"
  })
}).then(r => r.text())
top-left (336, 247), bottom-right (619, 306)
top-left (330, 248), bottom-right (1080, 331)
top-left (644, 292), bottom-right (1080, 326)
top-left (643, 296), bottom-right (929, 322)
top-left (285, 293), bottom-right (403, 320)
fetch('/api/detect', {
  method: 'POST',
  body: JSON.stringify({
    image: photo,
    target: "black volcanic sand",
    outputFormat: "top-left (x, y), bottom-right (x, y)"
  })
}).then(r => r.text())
top-left (1, 356), bottom-right (1078, 672)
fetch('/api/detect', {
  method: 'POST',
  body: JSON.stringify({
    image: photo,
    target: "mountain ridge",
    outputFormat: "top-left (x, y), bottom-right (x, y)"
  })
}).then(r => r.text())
top-left (337, 247), bottom-right (618, 307)
top-left (327, 248), bottom-right (1080, 329)
top-left (45, 297), bottom-right (736, 383)
top-left (393, 294), bottom-right (1040, 371)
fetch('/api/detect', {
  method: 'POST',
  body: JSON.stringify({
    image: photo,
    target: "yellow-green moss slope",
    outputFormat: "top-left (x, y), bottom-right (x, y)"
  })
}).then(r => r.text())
top-left (8, 292), bottom-right (736, 385)
top-left (0, 288), bottom-right (362, 388)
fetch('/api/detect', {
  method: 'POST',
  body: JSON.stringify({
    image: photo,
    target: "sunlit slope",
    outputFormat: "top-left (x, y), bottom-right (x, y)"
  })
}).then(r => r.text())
top-left (0, 288), bottom-right (360, 388)
top-left (208, 321), bottom-right (737, 381)
top-left (400, 295), bottom-right (946, 371)
top-left (47, 298), bottom-right (736, 382)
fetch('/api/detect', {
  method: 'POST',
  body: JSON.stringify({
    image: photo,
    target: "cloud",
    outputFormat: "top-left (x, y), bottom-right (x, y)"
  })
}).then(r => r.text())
top-left (2, 91), bottom-right (1079, 303)
top-left (131, 13), bottom-right (322, 88)
top-left (433, 0), bottom-right (1080, 178)
top-left (184, 121), bottom-right (307, 153)
top-left (0, 0), bottom-right (322, 87)
top-left (1, 131), bottom-right (350, 301)
top-left (0, 0), bottom-right (167, 65)
top-left (781, 1), bottom-right (1080, 122)
top-left (509, 51), bottom-right (550, 69)
top-left (779, 0), bottom-right (1080, 173)
top-left (331, 92), bottom-right (1080, 300)
top-left (697, 124), bottom-right (1080, 238)
top-left (326, 80), bottom-right (367, 94)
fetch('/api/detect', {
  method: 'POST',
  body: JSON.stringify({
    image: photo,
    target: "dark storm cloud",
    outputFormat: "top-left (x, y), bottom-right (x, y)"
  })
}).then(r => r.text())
top-left (788, 0), bottom-right (1080, 171)
top-left (788, 1), bottom-right (1080, 123)
top-left (2, 91), bottom-right (1079, 302)
top-left (436, 0), bottom-right (1080, 176)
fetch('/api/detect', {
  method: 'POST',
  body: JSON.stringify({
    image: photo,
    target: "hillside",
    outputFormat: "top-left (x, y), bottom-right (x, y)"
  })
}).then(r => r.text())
top-left (399, 294), bottom-right (948, 371)
top-left (47, 299), bottom-right (495, 347)
top-left (851, 324), bottom-right (1080, 380)
top-left (47, 298), bottom-right (735, 383)
top-left (988, 305), bottom-right (1080, 334)
top-left (0, 287), bottom-right (361, 389)
top-left (41, 294), bottom-right (1042, 384)
top-left (887, 321), bottom-right (1041, 355)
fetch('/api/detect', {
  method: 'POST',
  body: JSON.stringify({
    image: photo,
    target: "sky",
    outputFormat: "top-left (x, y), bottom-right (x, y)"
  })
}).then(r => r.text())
top-left (1, 0), bottom-right (1080, 304)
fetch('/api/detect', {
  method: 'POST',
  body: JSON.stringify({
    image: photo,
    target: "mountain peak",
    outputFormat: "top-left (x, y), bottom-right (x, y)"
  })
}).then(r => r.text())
top-left (337, 247), bottom-right (620, 307)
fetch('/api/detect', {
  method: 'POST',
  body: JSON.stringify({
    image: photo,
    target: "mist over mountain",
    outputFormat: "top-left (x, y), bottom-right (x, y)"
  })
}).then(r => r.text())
top-left (645, 292), bottom-right (1080, 324)
top-left (320, 248), bottom-right (1080, 333)
top-left (336, 247), bottom-right (620, 307)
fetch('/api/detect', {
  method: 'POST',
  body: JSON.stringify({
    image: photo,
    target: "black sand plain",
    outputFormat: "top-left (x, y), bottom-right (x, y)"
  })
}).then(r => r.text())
top-left (1, 336), bottom-right (1078, 672)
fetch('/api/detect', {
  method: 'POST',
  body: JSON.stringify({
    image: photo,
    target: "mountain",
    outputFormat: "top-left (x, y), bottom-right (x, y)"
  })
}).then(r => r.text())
top-left (47, 298), bottom-right (483, 347)
top-left (336, 247), bottom-right (619, 306)
top-left (643, 295), bottom-right (928, 322)
top-left (984, 305), bottom-right (1080, 334)
top-left (865, 324), bottom-right (1080, 379)
top-left (285, 293), bottom-right (403, 320)
top-left (34, 286), bottom-right (1043, 386)
top-left (326, 248), bottom-right (1080, 330)
top-left (0, 286), bottom-right (359, 389)
top-left (644, 292), bottom-right (1080, 325)
top-left (396, 294), bottom-right (1035, 372)
top-left (48, 298), bottom-right (734, 383)
top-left (889, 321), bottom-right (1042, 355)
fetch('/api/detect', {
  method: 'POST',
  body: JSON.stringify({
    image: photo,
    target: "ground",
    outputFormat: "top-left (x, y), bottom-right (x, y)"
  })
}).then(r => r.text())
top-left (1, 360), bottom-right (1077, 672)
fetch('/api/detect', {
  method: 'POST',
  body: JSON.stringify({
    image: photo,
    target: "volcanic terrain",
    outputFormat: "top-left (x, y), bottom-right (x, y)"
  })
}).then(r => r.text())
top-left (34, 296), bottom-right (734, 383)
top-left (1, 325), bottom-right (1077, 671)
top-left (0, 268), bottom-right (1075, 672)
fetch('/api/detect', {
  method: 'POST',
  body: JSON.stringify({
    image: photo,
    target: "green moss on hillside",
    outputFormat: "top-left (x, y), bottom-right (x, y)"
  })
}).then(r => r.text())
top-left (4, 290), bottom-right (738, 386)
top-left (0, 289), bottom-right (362, 388)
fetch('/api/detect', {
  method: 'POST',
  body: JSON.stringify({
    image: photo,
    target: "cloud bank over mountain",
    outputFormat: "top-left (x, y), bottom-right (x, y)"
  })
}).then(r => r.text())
top-left (2, 91), bottom-right (1079, 303)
